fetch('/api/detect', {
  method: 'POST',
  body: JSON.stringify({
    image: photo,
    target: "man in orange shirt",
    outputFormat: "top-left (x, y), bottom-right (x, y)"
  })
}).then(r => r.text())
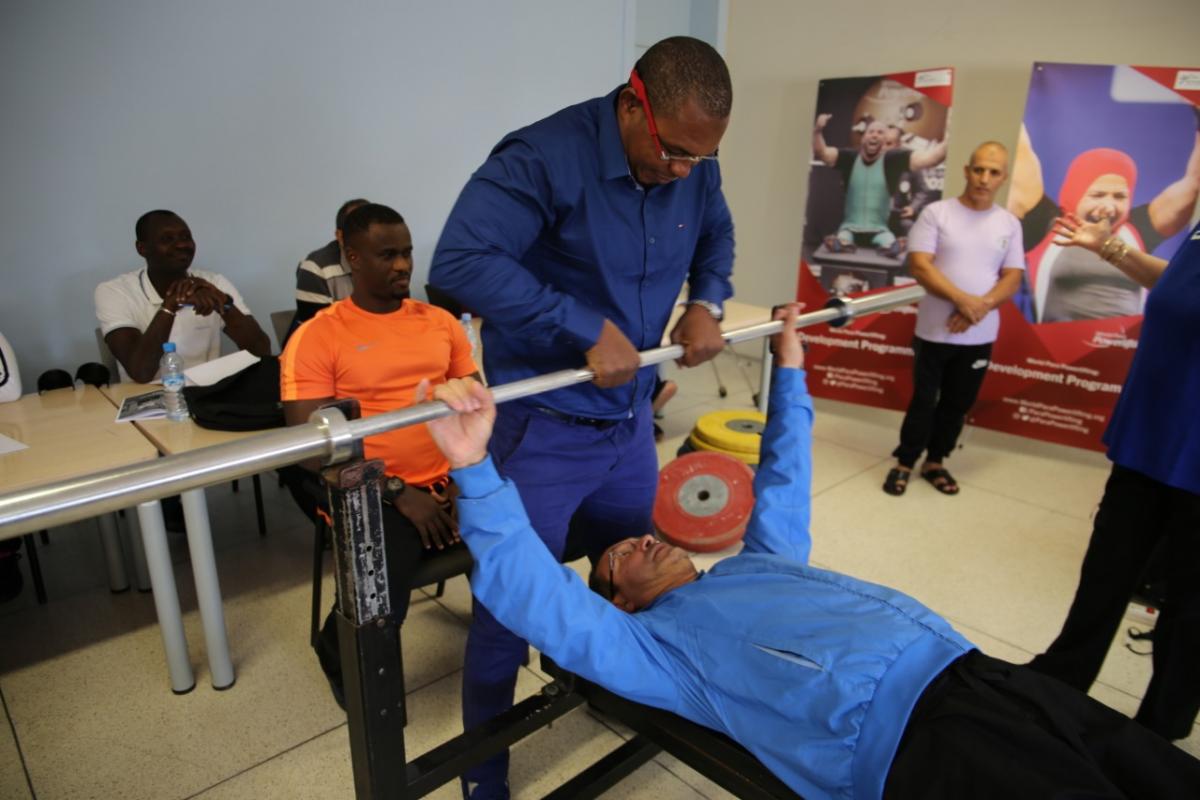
top-left (280, 203), bottom-right (479, 706)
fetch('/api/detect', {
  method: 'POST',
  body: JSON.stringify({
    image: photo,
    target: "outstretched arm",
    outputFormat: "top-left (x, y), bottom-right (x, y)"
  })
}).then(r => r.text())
top-left (908, 137), bottom-right (948, 172)
top-left (1147, 121), bottom-right (1200, 238)
top-left (812, 114), bottom-right (838, 167)
top-left (426, 379), bottom-right (688, 713)
top-left (740, 305), bottom-right (814, 562)
top-left (1052, 213), bottom-right (1169, 289)
top-left (1007, 124), bottom-right (1045, 219)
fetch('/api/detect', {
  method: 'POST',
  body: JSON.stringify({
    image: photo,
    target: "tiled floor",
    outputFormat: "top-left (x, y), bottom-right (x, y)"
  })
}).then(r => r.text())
top-left (1, 353), bottom-right (1196, 799)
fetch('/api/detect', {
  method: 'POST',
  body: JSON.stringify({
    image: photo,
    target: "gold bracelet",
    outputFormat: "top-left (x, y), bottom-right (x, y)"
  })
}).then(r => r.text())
top-left (1104, 241), bottom-right (1129, 266)
top-left (1099, 237), bottom-right (1125, 264)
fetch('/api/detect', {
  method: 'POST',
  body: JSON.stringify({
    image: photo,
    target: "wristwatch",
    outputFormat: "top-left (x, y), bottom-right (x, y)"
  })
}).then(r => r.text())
top-left (380, 476), bottom-right (407, 506)
top-left (688, 299), bottom-right (724, 321)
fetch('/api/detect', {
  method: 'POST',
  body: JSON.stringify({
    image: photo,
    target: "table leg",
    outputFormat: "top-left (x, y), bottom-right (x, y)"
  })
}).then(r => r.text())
top-left (136, 501), bottom-right (195, 694)
top-left (126, 509), bottom-right (152, 592)
top-left (180, 488), bottom-right (235, 690)
top-left (97, 512), bottom-right (129, 593)
top-left (20, 534), bottom-right (47, 604)
top-left (252, 473), bottom-right (266, 537)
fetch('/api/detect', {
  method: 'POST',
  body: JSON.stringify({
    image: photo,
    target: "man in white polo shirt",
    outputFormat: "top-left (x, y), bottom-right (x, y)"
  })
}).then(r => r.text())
top-left (95, 210), bottom-right (270, 383)
top-left (883, 142), bottom-right (1025, 497)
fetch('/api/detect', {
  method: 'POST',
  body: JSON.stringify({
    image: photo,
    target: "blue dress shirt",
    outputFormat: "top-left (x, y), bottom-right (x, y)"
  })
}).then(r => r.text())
top-left (452, 369), bottom-right (974, 799)
top-left (430, 87), bottom-right (735, 418)
top-left (1104, 220), bottom-right (1200, 494)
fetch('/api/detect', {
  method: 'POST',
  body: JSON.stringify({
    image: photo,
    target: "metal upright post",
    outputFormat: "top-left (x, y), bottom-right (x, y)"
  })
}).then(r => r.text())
top-left (316, 400), bottom-right (409, 799)
top-left (757, 339), bottom-right (773, 415)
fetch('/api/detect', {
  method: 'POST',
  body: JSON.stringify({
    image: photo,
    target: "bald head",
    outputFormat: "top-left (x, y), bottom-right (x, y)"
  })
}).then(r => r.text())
top-left (961, 141), bottom-right (1010, 209)
top-left (969, 141), bottom-right (1009, 169)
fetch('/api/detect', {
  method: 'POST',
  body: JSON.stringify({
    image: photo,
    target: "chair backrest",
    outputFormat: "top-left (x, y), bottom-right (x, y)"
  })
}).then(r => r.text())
top-left (94, 327), bottom-right (121, 382)
top-left (270, 309), bottom-right (295, 353)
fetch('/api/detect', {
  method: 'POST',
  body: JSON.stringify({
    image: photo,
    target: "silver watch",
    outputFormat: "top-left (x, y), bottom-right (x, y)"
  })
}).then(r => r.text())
top-left (688, 299), bottom-right (724, 321)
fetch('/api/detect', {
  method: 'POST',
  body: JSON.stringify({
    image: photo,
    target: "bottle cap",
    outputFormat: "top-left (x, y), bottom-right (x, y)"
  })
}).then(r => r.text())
top-left (460, 312), bottom-right (471, 323)
top-left (162, 342), bottom-right (177, 353)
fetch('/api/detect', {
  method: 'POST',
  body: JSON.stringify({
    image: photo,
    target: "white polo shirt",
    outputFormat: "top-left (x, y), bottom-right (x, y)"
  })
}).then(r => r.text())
top-left (94, 268), bottom-right (251, 382)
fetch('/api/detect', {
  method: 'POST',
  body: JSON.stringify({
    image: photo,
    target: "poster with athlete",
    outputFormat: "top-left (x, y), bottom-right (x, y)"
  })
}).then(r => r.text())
top-left (977, 62), bottom-right (1200, 450)
top-left (798, 62), bottom-right (1199, 451)
top-left (795, 67), bottom-right (953, 411)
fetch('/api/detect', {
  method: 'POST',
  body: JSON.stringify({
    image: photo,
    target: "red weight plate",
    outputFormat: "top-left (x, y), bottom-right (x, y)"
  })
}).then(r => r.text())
top-left (653, 451), bottom-right (755, 553)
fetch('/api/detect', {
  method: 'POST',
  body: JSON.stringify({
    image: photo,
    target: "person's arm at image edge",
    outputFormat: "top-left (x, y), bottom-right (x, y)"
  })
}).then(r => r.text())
top-left (1052, 214), bottom-right (1171, 290)
top-left (1147, 125), bottom-right (1200, 238)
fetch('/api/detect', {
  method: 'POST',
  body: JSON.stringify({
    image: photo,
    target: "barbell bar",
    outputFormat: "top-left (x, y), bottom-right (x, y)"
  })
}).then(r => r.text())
top-left (0, 285), bottom-right (923, 536)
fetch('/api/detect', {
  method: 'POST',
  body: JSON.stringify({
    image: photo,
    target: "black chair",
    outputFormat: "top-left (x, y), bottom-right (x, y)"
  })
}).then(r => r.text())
top-left (74, 362), bottom-right (111, 388)
top-left (36, 369), bottom-right (74, 393)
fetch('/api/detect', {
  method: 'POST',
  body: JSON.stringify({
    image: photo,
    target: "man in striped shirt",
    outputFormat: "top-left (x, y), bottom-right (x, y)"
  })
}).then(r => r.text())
top-left (288, 198), bottom-right (369, 343)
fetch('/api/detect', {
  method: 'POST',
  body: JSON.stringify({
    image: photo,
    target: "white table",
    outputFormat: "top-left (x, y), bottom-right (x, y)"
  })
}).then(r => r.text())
top-left (0, 386), bottom-right (196, 693)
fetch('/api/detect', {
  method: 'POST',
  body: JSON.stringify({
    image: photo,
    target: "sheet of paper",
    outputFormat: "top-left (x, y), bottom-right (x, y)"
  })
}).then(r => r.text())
top-left (183, 350), bottom-right (260, 387)
top-left (0, 432), bottom-right (28, 455)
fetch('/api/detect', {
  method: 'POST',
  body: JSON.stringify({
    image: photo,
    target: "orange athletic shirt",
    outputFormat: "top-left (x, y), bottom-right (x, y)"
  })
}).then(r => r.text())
top-left (280, 298), bottom-right (477, 486)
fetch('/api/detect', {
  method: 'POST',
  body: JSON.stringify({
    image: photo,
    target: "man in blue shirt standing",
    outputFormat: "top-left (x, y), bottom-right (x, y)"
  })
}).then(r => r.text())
top-left (430, 36), bottom-right (734, 799)
top-left (423, 305), bottom-right (1200, 800)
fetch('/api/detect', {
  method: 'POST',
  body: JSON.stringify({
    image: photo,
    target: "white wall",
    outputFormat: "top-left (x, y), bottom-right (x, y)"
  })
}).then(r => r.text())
top-left (0, 1), bottom-right (630, 381)
top-left (632, 0), bottom-right (725, 60)
top-left (721, 0), bottom-right (1200, 309)
top-left (5, 0), bottom-right (1198, 382)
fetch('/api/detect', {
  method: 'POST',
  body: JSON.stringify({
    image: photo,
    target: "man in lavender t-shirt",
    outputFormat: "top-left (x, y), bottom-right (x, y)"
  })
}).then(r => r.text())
top-left (883, 142), bottom-right (1026, 497)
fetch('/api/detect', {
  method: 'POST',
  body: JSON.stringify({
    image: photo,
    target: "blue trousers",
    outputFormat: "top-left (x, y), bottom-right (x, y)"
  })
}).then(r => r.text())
top-left (462, 400), bottom-right (658, 792)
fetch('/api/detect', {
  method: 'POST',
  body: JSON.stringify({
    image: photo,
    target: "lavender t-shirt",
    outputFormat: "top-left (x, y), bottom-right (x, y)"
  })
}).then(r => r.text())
top-left (908, 198), bottom-right (1025, 345)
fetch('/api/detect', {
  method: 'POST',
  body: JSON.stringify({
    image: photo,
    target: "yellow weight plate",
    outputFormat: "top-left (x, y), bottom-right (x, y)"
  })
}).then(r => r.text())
top-left (692, 409), bottom-right (765, 455)
top-left (688, 433), bottom-right (760, 466)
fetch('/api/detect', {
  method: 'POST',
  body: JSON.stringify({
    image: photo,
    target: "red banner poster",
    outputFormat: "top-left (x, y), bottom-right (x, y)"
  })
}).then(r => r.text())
top-left (798, 62), bottom-right (1200, 451)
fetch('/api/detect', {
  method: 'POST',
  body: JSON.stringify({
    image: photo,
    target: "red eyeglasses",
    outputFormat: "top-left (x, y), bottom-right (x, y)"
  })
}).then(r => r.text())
top-left (628, 68), bottom-right (719, 164)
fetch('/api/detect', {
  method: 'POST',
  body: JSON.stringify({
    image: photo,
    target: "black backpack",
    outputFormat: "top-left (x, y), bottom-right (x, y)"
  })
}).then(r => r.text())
top-left (183, 356), bottom-right (284, 431)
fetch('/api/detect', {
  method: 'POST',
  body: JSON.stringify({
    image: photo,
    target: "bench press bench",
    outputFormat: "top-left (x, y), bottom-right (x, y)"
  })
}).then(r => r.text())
top-left (538, 655), bottom-right (803, 800)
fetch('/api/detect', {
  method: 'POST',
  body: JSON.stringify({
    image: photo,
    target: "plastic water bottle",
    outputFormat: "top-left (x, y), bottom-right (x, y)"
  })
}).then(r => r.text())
top-left (460, 312), bottom-right (480, 369)
top-left (160, 342), bottom-right (189, 422)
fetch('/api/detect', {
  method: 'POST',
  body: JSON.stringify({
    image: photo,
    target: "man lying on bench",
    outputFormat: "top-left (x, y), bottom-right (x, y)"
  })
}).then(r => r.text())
top-left (421, 304), bottom-right (1200, 800)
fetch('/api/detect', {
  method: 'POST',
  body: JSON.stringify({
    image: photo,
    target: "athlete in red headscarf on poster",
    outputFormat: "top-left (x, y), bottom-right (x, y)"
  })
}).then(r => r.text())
top-left (1006, 110), bottom-right (1200, 323)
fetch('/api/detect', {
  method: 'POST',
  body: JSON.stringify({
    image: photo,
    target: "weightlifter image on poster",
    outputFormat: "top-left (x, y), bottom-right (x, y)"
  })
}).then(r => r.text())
top-left (802, 68), bottom-right (953, 297)
top-left (1007, 62), bottom-right (1200, 324)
